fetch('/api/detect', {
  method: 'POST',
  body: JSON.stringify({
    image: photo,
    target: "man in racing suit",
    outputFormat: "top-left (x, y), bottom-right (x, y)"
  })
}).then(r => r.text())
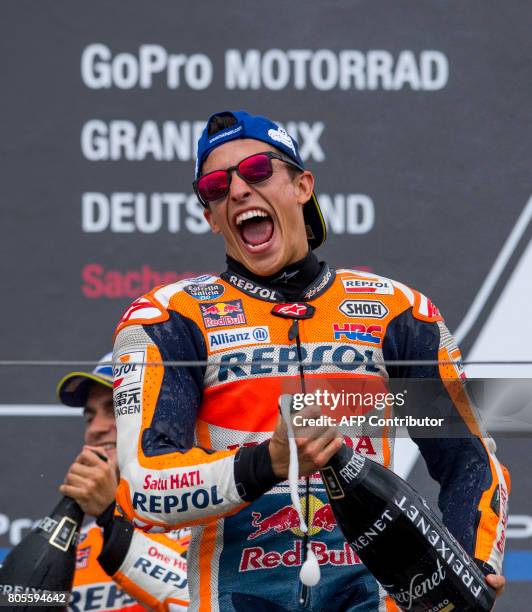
top-left (112, 111), bottom-right (509, 611)
top-left (57, 353), bottom-right (189, 611)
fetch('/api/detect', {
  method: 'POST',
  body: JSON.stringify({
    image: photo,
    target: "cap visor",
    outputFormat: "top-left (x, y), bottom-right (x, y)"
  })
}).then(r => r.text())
top-left (304, 192), bottom-right (327, 250)
top-left (56, 372), bottom-right (113, 407)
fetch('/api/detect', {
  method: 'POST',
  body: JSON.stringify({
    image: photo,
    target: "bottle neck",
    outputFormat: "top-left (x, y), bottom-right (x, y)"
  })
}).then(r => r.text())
top-left (322, 444), bottom-right (369, 494)
top-left (52, 496), bottom-right (84, 525)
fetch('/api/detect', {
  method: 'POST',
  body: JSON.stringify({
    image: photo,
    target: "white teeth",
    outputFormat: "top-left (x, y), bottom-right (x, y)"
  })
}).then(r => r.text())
top-left (236, 209), bottom-right (269, 226)
top-left (101, 443), bottom-right (116, 450)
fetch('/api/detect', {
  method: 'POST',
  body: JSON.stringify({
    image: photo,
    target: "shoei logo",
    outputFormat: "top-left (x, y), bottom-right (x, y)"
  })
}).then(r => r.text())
top-left (267, 127), bottom-right (297, 156)
top-left (339, 300), bottom-right (389, 319)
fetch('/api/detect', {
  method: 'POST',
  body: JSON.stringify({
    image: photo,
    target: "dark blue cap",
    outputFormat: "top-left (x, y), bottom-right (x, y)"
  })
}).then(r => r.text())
top-left (195, 110), bottom-right (326, 250)
top-left (56, 352), bottom-right (113, 407)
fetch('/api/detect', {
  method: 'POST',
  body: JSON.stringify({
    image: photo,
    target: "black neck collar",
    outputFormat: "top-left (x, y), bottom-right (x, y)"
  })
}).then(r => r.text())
top-left (222, 252), bottom-right (334, 302)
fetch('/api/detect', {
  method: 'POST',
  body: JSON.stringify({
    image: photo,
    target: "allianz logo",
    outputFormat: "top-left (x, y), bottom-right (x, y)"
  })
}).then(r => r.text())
top-left (208, 326), bottom-right (270, 351)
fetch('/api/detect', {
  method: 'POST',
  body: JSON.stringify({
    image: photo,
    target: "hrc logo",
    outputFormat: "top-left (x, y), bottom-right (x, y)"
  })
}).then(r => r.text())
top-left (333, 323), bottom-right (382, 344)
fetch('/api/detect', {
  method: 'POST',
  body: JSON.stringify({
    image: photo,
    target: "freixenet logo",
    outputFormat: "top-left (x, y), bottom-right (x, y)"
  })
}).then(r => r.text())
top-left (81, 264), bottom-right (212, 299)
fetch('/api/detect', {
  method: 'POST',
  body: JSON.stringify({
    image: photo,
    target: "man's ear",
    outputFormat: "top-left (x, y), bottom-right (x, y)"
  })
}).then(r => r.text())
top-left (203, 207), bottom-right (222, 234)
top-left (294, 170), bottom-right (315, 206)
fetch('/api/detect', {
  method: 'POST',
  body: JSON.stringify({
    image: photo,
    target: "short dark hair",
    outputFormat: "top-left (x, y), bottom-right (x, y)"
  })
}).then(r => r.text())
top-left (207, 112), bottom-right (238, 136)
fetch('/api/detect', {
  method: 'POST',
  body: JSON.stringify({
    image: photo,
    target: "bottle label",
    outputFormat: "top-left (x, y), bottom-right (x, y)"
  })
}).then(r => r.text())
top-left (338, 452), bottom-right (366, 484)
top-left (322, 448), bottom-right (367, 498)
top-left (382, 557), bottom-right (448, 610)
top-left (392, 494), bottom-right (487, 602)
top-left (49, 516), bottom-right (78, 552)
top-left (349, 508), bottom-right (395, 553)
top-left (321, 467), bottom-right (345, 499)
top-left (35, 516), bottom-right (59, 535)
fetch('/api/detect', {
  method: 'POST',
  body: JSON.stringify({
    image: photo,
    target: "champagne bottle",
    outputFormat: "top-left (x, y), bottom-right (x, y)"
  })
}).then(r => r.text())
top-left (321, 444), bottom-right (496, 611)
top-left (0, 496), bottom-right (84, 611)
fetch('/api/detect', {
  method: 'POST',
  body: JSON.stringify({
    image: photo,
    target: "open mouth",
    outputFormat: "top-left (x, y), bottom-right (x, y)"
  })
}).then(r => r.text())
top-left (235, 209), bottom-right (275, 249)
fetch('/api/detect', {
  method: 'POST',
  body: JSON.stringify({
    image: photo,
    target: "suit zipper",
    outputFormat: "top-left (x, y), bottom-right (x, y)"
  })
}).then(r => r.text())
top-left (289, 319), bottom-right (311, 607)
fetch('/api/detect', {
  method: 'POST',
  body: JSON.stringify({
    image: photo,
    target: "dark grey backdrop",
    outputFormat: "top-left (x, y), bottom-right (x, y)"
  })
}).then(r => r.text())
top-left (0, 2), bottom-right (530, 609)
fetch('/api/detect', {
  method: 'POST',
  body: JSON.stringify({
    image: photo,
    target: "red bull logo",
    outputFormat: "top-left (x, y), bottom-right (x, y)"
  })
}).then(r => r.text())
top-left (200, 299), bottom-right (247, 329)
top-left (248, 506), bottom-right (301, 539)
top-left (239, 540), bottom-right (360, 571)
top-left (310, 503), bottom-right (336, 532)
top-left (247, 496), bottom-right (337, 540)
top-left (240, 496), bottom-right (357, 573)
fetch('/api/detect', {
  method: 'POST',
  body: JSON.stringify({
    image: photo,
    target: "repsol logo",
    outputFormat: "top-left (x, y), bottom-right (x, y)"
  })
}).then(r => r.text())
top-left (225, 275), bottom-right (279, 300)
top-left (132, 486), bottom-right (223, 514)
top-left (133, 556), bottom-right (187, 589)
top-left (213, 345), bottom-right (380, 382)
top-left (113, 363), bottom-right (138, 377)
top-left (69, 583), bottom-right (136, 611)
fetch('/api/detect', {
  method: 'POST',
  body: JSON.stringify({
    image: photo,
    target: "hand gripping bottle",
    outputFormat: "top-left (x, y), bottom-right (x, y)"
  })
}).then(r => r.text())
top-left (0, 496), bottom-right (83, 611)
top-left (321, 444), bottom-right (496, 611)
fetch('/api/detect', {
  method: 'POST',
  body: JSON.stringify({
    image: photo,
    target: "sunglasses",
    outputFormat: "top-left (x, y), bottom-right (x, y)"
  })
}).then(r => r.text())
top-left (193, 151), bottom-right (304, 207)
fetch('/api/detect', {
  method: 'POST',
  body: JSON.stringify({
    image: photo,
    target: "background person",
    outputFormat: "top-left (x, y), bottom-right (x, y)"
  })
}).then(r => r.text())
top-left (112, 111), bottom-right (509, 611)
top-left (57, 353), bottom-right (189, 611)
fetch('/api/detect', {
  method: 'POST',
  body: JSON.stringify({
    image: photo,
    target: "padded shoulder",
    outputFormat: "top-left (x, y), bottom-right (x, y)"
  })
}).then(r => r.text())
top-left (335, 268), bottom-right (396, 295)
top-left (114, 274), bottom-right (221, 337)
top-left (336, 269), bottom-right (443, 323)
top-left (391, 280), bottom-right (443, 323)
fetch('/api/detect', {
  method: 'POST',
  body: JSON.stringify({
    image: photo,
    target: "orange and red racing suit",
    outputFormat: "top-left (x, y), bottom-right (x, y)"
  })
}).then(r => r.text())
top-left (71, 517), bottom-right (189, 612)
top-left (112, 262), bottom-right (510, 611)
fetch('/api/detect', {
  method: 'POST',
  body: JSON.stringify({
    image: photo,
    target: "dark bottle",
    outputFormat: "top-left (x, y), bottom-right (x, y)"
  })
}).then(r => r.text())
top-left (0, 497), bottom-right (84, 611)
top-left (321, 444), bottom-right (496, 611)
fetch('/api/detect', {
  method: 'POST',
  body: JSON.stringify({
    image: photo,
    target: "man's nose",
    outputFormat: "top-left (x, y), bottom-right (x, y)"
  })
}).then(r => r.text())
top-left (229, 172), bottom-right (252, 201)
top-left (87, 413), bottom-right (113, 437)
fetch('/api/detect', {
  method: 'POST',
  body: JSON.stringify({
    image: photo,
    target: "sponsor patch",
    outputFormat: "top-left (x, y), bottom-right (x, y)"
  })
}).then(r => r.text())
top-left (342, 278), bottom-right (394, 295)
top-left (187, 274), bottom-right (214, 283)
top-left (184, 283), bottom-right (225, 301)
top-left (211, 344), bottom-right (380, 384)
top-left (239, 540), bottom-right (359, 571)
top-left (132, 486), bottom-right (224, 514)
top-left (267, 126), bottom-right (297, 156)
top-left (113, 351), bottom-right (145, 389)
top-left (413, 293), bottom-right (443, 321)
top-left (114, 385), bottom-right (141, 416)
top-left (223, 273), bottom-right (280, 301)
top-left (339, 300), bottom-right (389, 319)
top-left (333, 323), bottom-right (382, 344)
top-left (76, 546), bottom-right (91, 570)
top-left (449, 346), bottom-right (466, 380)
top-left (247, 496), bottom-right (336, 540)
top-left (36, 516), bottom-right (59, 534)
top-left (426, 299), bottom-right (440, 318)
top-left (271, 303), bottom-right (316, 319)
top-left (208, 326), bottom-right (270, 352)
top-left (304, 267), bottom-right (333, 300)
top-left (200, 300), bottom-right (247, 328)
top-left (143, 470), bottom-right (203, 490)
